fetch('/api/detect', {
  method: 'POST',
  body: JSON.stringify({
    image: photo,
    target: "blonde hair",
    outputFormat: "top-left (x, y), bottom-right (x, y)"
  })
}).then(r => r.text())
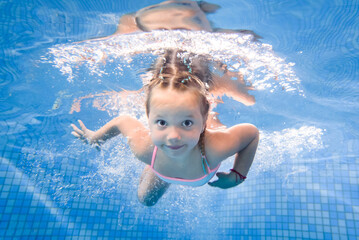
top-left (145, 50), bottom-right (211, 153)
top-left (145, 49), bottom-right (211, 119)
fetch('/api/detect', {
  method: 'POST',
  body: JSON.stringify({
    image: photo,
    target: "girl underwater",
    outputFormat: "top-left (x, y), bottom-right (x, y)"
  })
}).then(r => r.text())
top-left (71, 0), bottom-right (261, 206)
top-left (71, 50), bottom-right (259, 206)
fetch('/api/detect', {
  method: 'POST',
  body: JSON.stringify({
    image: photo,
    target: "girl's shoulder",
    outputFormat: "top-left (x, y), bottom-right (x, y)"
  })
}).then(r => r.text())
top-left (129, 126), bottom-right (154, 165)
top-left (204, 129), bottom-right (231, 163)
top-left (204, 124), bottom-right (258, 164)
top-left (119, 116), bottom-right (154, 165)
top-left (132, 138), bottom-right (154, 166)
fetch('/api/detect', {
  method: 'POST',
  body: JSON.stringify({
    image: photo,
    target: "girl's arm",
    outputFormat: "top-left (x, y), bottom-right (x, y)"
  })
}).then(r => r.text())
top-left (208, 124), bottom-right (259, 189)
top-left (71, 116), bottom-right (153, 164)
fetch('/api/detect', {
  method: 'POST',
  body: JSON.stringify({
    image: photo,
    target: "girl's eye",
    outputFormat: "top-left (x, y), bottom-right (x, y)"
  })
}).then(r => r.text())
top-left (182, 120), bottom-right (193, 127)
top-left (156, 120), bottom-right (167, 127)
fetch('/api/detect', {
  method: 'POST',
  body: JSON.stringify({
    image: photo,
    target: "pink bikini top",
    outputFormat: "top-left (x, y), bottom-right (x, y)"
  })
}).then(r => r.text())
top-left (150, 146), bottom-right (220, 187)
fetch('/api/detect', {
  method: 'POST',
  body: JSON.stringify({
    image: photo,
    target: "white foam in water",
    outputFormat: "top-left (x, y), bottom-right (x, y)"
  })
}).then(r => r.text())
top-left (254, 126), bottom-right (325, 174)
top-left (46, 30), bottom-right (302, 95)
top-left (40, 31), bottom-right (325, 235)
top-left (45, 28), bottom-right (324, 197)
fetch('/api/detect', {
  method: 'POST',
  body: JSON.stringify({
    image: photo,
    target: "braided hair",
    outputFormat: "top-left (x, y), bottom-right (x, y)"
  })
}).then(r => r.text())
top-left (145, 50), bottom-right (211, 152)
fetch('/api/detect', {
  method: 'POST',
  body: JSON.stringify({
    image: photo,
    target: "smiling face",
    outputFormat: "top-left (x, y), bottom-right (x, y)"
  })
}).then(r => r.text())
top-left (148, 87), bottom-right (206, 159)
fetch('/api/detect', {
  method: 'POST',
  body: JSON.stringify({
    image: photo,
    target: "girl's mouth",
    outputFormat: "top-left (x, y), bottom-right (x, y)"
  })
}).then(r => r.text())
top-left (166, 145), bottom-right (185, 150)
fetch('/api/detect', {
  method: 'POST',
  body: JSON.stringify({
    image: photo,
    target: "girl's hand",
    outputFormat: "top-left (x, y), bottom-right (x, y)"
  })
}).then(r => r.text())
top-left (71, 120), bottom-right (100, 148)
top-left (208, 171), bottom-right (244, 189)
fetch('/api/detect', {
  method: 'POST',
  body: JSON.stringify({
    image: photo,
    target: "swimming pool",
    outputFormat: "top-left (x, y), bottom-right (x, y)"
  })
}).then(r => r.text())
top-left (1, 0), bottom-right (359, 239)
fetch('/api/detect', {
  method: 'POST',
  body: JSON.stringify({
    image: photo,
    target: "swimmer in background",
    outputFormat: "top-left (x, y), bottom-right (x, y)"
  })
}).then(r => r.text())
top-left (72, 0), bottom-right (258, 115)
top-left (71, 50), bottom-right (259, 206)
top-left (109, 0), bottom-right (260, 38)
top-left (114, 0), bottom-right (258, 107)
top-left (114, 0), bottom-right (216, 34)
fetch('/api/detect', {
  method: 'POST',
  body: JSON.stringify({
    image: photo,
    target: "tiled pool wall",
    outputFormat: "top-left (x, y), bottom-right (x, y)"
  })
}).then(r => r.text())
top-left (1, 124), bottom-right (359, 239)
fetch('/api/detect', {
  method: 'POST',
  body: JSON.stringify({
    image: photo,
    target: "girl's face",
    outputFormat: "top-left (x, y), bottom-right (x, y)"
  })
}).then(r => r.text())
top-left (148, 87), bottom-right (206, 159)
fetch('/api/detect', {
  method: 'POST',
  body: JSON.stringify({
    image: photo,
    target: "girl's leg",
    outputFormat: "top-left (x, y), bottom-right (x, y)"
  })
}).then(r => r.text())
top-left (137, 165), bottom-right (170, 206)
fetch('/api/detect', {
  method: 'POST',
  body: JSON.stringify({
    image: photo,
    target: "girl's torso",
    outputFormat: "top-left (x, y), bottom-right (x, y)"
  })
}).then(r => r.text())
top-left (150, 144), bottom-right (221, 187)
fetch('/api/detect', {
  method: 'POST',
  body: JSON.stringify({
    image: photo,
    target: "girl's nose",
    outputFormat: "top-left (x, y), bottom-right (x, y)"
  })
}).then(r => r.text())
top-left (167, 127), bottom-right (181, 142)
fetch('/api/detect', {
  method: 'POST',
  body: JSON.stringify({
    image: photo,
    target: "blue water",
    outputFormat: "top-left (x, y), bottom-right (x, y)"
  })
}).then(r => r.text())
top-left (1, 0), bottom-right (359, 239)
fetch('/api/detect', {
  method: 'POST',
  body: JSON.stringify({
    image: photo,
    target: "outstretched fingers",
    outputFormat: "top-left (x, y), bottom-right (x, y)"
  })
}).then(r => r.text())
top-left (71, 130), bottom-right (81, 138)
top-left (70, 120), bottom-right (99, 148)
top-left (78, 120), bottom-right (87, 132)
top-left (70, 120), bottom-right (90, 144)
top-left (71, 123), bottom-right (84, 138)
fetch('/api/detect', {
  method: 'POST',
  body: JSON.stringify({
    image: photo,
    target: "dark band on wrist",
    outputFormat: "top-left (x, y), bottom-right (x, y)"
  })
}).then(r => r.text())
top-left (230, 169), bottom-right (247, 183)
